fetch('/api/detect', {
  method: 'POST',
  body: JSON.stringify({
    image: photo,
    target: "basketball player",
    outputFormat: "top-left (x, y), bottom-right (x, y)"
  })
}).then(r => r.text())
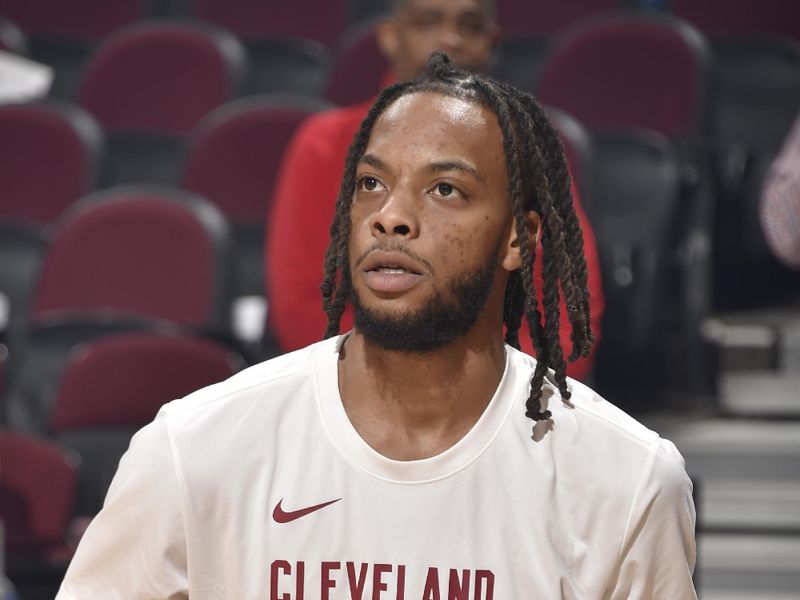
top-left (56, 54), bottom-right (697, 599)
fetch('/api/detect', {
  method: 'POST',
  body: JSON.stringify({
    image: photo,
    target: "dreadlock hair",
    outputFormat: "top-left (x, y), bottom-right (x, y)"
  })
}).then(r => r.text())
top-left (321, 52), bottom-right (594, 423)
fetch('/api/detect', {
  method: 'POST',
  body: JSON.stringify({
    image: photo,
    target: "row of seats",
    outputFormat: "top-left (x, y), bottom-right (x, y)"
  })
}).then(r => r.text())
top-left (2, 13), bottom-right (795, 205)
top-left (0, 95), bottom-right (325, 223)
top-left (0, 97), bottom-right (324, 344)
top-left (2, 0), bottom-right (799, 44)
top-left (2, 11), bottom-right (796, 314)
top-left (3, 1), bottom-right (800, 101)
top-left (1, 328), bottom-right (244, 587)
top-left (2, 9), bottom-right (795, 171)
top-left (1, 186), bottom-right (239, 422)
top-left (0, 185), bottom-right (252, 584)
top-left (3, 8), bottom-right (798, 179)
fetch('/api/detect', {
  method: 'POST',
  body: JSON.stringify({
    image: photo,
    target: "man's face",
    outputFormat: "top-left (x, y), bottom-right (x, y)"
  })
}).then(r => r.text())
top-left (348, 91), bottom-right (518, 352)
top-left (378, 0), bottom-right (499, 82)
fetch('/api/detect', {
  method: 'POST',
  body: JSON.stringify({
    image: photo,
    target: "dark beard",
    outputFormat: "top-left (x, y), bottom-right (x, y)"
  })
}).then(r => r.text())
top-left (350, 251), bottom-right (499, 353)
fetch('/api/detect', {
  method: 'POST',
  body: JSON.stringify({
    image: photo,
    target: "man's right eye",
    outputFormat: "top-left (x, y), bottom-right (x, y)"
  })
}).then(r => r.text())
top-left (361, 177), bottom-right (380, 191)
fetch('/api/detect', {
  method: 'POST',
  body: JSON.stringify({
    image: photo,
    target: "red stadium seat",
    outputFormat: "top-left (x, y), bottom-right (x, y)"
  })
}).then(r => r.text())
top-left (538, 14), bottom-right (716, 398)
top-left (3, 185), bottom-right (233, 436)
top-left (0, 0), bottom-right (156, 98)
top-left (0, 101), bottom-right (103, 225)
top-left (48, 331), bottom-right (241, 515)
top-left (325, 20), bottom-right (390, 106)
top-left (187, 0), bottom-right (345, 96)
top-left (671, 0), bottom-right (800, 40)
top-left (32, 185), bottom-right (232, 329)
top-left (537, 13), bottom-right (711, 137)
top-left (0, 0), bottom-right (148, 40)
top-left (189, 0), bottom-right (348, 45)
top-left (79, 20), bottom-right (246, 135)
top-left (183, 95), bottom-right (331, 225)
top-left (51, 332), bottom-right (240, 431)
top-left (78, 20), bottom-right (247, 185)
top-left (496, 0), bottom-right (619, 36)
top-left (182, 95), bottom-right (330, 340)
top-left (0, 430), bottom-right (76, 559)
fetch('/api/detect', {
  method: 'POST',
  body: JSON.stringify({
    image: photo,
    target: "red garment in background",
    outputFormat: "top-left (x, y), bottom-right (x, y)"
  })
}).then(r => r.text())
top-left (266, 100), bottom-right (605, 381)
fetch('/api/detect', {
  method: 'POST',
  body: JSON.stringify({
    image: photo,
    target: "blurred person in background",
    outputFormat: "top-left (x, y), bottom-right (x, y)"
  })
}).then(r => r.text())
top-left (266, 0), bottom-right (604, 380)
top-left (760, 110), bottom-right (800, 270)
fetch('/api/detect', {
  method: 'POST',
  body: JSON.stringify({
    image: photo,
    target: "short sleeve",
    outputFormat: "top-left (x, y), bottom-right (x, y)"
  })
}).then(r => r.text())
top-left (607, 439), bottom-right (698, 600)
top-left (56, 407), bottom-right (189, 599)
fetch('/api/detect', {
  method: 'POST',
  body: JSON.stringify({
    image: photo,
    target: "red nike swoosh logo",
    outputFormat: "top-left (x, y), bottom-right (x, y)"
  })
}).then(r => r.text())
top-left (272, 498), bottom-right (341, 523)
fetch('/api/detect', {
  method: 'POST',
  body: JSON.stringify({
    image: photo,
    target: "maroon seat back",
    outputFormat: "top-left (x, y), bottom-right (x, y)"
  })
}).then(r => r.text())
top-left (496, 0), bottom-right (619, 36)
top-left (537, 14), bottom-right (711, 137)
top-left (325, 20), bottom-right (390, 106)
top-left (79, 20), bottom-right (247, 135)
top-left (0, 431), bottom-right (76, 553)
top-left (0, 0), bottom-right (147, 40)
top-left (32, 185), bottom-right (231, 329)
top-left (191, 0), bottom-right (347, 45)
top-left (51, 332), bottom-right (240, 431)
top-left (672, 0), bottom-right (800, 40)
top-left (183, 95), bottom-right (330, 223)
top-left (0, 102), bottom-right (103, 225)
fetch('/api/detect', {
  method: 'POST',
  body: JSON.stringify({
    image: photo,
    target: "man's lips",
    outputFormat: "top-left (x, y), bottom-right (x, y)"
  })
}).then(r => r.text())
top-left (360, 250), bottom-right (426, 293)
top-left (360, 250), bottom-right (424, 275)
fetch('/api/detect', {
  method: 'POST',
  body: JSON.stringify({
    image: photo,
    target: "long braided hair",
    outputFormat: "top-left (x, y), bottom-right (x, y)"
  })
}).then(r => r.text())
top-left (321, 53), bottom-right (593, 422)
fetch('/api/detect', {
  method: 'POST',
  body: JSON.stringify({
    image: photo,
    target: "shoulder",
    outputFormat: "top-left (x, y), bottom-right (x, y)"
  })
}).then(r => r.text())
top-left (557, 376), bottom-right (662, 449)
top-left (507, 347), bottom-right (689, 488)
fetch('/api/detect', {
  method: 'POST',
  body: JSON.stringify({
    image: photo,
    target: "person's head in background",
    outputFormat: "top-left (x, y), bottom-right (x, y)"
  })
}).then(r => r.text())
top-left (377, 0), bottom-right (500, 82)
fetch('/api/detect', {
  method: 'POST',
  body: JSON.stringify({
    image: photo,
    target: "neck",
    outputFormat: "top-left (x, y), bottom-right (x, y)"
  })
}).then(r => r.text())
top-left (337, 317), bottom-right (507, 461)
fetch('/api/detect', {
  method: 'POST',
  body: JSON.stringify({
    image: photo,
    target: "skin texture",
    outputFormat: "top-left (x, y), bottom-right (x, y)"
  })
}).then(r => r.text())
top-left (377, 0), bottom-right (500, 81)
top-left (338, 91), bottom-right (540, 461)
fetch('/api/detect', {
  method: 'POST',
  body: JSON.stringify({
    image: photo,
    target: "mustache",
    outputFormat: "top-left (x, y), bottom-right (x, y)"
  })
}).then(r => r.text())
top-left (353, 243), bottom-right (435, 275)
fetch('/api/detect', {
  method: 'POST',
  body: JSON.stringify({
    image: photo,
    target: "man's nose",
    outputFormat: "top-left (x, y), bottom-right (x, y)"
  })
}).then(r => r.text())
top-left (369, 190), bottom-right (420, 238)
top-left (437, 22), bottom-right (465, 53)
top-left (437, 20), bottom-right (464, 53)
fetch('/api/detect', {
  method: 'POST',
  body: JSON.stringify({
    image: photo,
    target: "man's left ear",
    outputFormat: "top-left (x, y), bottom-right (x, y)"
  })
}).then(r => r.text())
top-left (502, 210), bottom-right (541, 272)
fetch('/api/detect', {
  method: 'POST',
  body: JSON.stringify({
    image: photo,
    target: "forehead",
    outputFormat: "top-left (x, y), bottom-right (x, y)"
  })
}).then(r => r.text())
top-left (365, 91), bottom-right (505, 175)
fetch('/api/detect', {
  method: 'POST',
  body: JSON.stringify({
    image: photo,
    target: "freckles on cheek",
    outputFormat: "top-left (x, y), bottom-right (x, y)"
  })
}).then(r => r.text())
top-left (440, 229), bottom-right (479, 256)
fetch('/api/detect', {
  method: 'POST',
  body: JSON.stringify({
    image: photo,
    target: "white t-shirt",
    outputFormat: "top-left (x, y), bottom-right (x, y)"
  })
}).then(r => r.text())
top-left (56, 336), bottom-right (697, 599)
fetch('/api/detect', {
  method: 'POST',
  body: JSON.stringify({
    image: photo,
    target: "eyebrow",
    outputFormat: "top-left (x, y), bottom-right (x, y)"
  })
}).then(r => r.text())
top-left (359, 154), bottom-right (484, 183)
top-left (425, 160), bottom-right (484, 183)
top-left (359, 153), bottom-right (387, 170)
